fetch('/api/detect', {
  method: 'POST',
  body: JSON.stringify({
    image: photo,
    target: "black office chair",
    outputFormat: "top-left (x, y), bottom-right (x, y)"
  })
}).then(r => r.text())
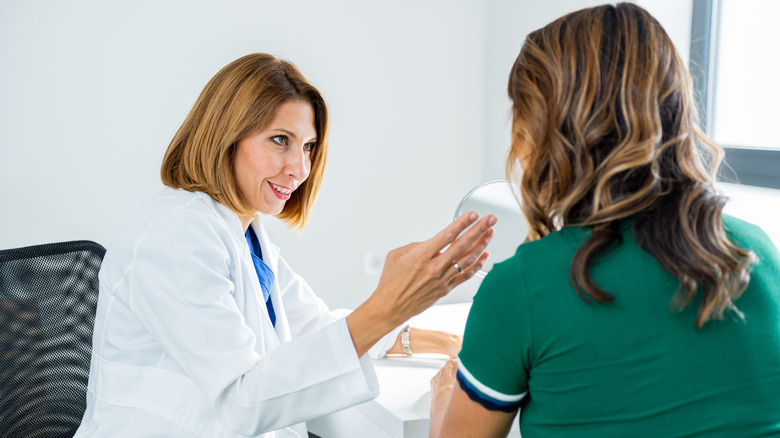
top-left (0, 241), bottom-right (105, 438)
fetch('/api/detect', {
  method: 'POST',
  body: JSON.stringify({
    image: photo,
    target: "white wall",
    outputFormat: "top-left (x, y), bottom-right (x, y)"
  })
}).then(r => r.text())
top-left (2, 0), bottom-right (775, 309)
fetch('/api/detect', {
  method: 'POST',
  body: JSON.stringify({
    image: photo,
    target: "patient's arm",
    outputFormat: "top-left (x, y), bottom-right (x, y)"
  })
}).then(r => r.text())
top-left (429, 360), bottom-right (517, 438)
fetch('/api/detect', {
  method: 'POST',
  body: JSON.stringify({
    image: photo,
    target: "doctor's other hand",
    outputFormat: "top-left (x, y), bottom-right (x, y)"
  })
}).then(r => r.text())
top-left (346, 212), bottom-right (495, 357)
top-left (387, 328), bottom-right (463, 358)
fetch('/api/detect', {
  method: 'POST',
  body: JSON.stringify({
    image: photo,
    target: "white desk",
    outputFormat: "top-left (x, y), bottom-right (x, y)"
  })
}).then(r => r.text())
top-left (308, 303), bottom-right (521, 438)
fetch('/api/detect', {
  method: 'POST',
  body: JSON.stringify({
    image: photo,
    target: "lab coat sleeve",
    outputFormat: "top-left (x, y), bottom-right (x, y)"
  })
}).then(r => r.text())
top-left (121, 210), bottom-right (378, 436)
top-left (275, 255), bottom-right (403, 360)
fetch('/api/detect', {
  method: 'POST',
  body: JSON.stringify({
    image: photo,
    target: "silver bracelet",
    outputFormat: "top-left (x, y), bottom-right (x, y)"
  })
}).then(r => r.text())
top-left (401, 325), bottom-right (413, 356)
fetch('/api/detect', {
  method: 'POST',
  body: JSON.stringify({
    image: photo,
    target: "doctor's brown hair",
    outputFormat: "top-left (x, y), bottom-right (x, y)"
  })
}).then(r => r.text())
top-left (506, 3), bottom-right (755, 327)
top-left (161, 53), bottom-right (328, 229)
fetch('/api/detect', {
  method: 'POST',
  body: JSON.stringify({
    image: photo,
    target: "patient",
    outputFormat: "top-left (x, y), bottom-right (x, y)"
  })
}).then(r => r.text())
top-left (430, 3), bottom-right (780, 437)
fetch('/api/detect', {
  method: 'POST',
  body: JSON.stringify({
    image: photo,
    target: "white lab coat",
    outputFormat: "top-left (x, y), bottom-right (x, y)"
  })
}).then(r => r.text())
top-left (74, 187), bottom-right (398, 438)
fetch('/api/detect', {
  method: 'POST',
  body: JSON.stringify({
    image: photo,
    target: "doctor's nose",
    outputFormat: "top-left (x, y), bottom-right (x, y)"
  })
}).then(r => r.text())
top-left (285, 149), bottom-right (310, 183)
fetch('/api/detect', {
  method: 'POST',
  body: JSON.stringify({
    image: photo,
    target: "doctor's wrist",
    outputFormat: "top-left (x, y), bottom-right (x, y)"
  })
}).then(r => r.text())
top-left (387, 328), bottom-right (462, 358)
top-left (414, 329), bottom-right (462, 358)
top-left (347, 295), bottom-right (400, 358)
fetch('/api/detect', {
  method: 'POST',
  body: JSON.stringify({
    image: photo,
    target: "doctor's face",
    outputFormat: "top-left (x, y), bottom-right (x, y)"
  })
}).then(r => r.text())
top-left (233, 100), bottom-right (316, 217)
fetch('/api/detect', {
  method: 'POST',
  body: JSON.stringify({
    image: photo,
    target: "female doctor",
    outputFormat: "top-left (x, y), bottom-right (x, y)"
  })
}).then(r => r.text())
top-left (74, 53), bottom-right (495, 438)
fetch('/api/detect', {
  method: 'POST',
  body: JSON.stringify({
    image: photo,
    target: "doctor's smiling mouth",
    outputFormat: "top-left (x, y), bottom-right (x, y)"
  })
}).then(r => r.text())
top-left (269, 182), bottom-right (293, 200)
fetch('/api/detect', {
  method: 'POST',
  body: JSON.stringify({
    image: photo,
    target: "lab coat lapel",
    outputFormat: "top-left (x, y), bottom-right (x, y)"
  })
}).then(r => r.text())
top-left (251, 220), bottom-right (293, 343)
top-left (250, 219), bottom-right (280, 275)
top-left (199, 193), bottom-right (284, 344)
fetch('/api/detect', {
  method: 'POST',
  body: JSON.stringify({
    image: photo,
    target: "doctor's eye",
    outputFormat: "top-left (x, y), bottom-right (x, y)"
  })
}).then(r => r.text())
top-left (271, 135), bottom-right (288, 146)
top-left (303, 142), bottom-right (316, 152)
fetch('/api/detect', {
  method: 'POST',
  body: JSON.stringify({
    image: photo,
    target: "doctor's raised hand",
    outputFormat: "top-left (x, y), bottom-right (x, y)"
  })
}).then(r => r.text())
top-left (348, 210), bottom-right (494, 357)
top-left (73, 53), bottom-right (493, 438)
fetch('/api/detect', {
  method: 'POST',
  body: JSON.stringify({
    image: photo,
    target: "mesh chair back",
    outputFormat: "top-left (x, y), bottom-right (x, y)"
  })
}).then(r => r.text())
top-left (0, 241), bottom-right (105, 438)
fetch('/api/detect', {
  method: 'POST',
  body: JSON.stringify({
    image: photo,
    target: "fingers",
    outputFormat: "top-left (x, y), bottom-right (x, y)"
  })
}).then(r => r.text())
top-left (430, 359), bottom-right (458, 429)
top-left (448, 252), bottom-right (489, 289)
top-left (443, 218), bottom-right (495, 285)
top-left (418, 211), bottom-right (480, 257)
top-left (446, 358), bottom-right (458, 373)
top-left (432, 359), bottom-right (458, 386)
top-left (452, 225), bottom-right (494, 272)
top-left (406, 213), bottom-right (495, 278)
top-left (447, 334), bottom-right (463, 358)
top-left (462, 251), bottom-right (490, 278)
top-left (372, 213), bottom-right (496, 324)
top-left (440, 215), bottom-right (497, 268)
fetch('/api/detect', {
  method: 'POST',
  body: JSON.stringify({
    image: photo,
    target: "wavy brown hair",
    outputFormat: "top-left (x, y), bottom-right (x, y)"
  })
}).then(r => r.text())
top-left (506, 3), bottom-right (755, 328)
top-left (161, 53), bottom-right (328, 229)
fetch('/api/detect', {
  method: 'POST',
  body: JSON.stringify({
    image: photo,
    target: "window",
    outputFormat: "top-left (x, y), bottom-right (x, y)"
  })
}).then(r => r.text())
top-left (690, 0), bottom-right (780, 189)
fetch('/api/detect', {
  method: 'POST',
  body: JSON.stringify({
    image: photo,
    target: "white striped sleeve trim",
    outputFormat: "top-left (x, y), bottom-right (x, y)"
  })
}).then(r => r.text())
top-left (456, 357), bottom-right (527, 403)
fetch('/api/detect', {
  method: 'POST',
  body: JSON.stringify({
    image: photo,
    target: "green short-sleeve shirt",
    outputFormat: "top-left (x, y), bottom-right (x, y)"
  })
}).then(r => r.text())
top-left (458, 215), bottom-right (780, 437)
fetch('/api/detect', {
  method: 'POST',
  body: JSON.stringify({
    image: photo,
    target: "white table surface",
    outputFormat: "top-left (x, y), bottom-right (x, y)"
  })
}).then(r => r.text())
top-left (308, 303), bottom-right (521, 438)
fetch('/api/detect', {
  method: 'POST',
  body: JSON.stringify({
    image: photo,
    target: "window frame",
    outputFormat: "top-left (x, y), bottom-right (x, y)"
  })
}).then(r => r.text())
top-left (690, 0), bottom-right (780, 189)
